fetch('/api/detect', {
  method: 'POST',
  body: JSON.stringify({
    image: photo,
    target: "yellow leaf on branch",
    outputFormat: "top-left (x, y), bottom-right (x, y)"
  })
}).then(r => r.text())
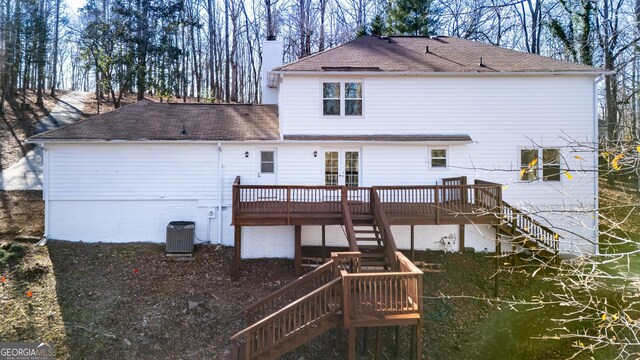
top-left (565, 171), bottom-right (573, 180)
top-left (612, 153), bottom-right (624, 170)
top-left (574, 155), bottom-right (585, 161)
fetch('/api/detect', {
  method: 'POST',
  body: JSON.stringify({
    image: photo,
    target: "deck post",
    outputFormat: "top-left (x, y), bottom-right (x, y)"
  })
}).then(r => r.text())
top-left (348, 328), bottom-right (356, 360)
top-left (336, 324), bottom-right (343, 354)
top-left (295, 225), bottom-right (302, 276)
top-left (416, 324), bottom-right (422, 360)
top-left (434, 188), bottom-right (440, 225)
top-left (233, 225), bottom-right (242, 278)
top-left (395, 326), bottom-right (400, 358)
top-left (362, 327), bottom-right (368, 356)
top-left (375, 327), bottom-right (382, 360)
top-left (410, 225), bottom-right (415, 261)
top-left (322, 225), bottom-right (326, 263)
top-left (459, 224), bottom-right (465, 252)
top-left (409, 326), bottom-right (415, 359)
top-left (494, 232), bottom-right (501, 298)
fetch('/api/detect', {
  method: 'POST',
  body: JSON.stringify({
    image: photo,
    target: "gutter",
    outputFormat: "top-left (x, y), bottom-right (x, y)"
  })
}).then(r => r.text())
top-left (269, 70), bottom-right (615, 77)
top-left (593, 75), bottom-right (604, 255)
top-left (26, 139), bottom-right (474, 145)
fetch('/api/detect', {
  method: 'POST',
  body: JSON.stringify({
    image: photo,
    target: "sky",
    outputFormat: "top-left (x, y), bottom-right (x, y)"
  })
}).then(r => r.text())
top-left (66, 0), bottom-right (86, 14)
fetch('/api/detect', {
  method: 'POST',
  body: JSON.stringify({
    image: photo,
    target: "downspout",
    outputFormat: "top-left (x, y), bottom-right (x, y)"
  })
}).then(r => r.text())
top-left (218, 142), bottom-right (223, 245)
top-left (593, 75), bottom-right (603, 255)
top-left (43, 146), bottom-right (49, 239)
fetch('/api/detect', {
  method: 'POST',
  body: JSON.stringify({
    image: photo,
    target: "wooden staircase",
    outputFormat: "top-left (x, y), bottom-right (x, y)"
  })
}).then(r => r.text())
top-left (228, 189), bottom-right (423, 360)
top-left (495, 201), bottom-right (561, 259)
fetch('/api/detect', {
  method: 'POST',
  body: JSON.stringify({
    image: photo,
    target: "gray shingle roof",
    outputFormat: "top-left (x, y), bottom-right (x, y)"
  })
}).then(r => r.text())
top-left (30, 100), bottom-right (280, 141)
top-left (283, 134), bottom-right (472, 142)
top-left (275, 35), bottom-right (602, 73)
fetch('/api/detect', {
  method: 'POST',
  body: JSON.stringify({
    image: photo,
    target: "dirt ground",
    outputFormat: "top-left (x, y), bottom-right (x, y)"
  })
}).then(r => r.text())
top-left (0, 183), bottom-right (637, 359)
top-left (0, 90), bottom-right (69, 170)
top-left (0, 191), bottom-right (44, 240)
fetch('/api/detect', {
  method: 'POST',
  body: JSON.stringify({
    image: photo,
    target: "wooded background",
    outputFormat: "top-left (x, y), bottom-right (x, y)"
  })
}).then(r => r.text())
top-left (0, 0), bottom-right (638, 142)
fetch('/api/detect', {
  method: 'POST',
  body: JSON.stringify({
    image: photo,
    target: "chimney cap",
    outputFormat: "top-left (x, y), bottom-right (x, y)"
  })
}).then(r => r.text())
top-left (266, 35), bottom-right (276, 41)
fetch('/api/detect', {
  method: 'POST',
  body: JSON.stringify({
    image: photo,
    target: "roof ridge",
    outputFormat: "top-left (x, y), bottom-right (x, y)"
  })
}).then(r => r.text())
top-left (274, 35), bottom-right (368, 71)
top-left (445, 36), bottom-right (598, 71)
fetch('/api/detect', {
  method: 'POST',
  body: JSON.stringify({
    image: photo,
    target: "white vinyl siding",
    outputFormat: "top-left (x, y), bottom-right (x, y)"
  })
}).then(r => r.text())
top-left (47, 143), bottom-right (218, 201)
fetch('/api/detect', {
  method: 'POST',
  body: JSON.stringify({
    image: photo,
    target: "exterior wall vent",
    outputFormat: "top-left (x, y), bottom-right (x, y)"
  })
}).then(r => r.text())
top-left (166, 221), bottom-right (195, 253)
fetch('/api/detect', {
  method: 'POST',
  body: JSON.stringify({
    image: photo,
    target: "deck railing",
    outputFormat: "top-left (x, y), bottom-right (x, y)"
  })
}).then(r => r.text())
top-left (341, 251), bottom-right (423, 328)
top-left (374, 183), bottom-right (502, 220)
top-left (371, 189), bottom-right (400, 270)
top-left (501, 202), bottom-right (561, 251)
top-left (230, 277), bottom-right (343, 359)
top-left (232, 177), bottom-right (503, 224)
top-left (242, 260), bottom-right (338, 324)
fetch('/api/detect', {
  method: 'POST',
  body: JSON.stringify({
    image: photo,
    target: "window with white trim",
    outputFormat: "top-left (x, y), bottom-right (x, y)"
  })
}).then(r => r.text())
top-left (322, 82), bottom-right (341, 116)
top-left (260, 150), bottom-right (275, 173)
top-left (430, 148), bottom-right (448, 168)
top-left (322, 81), bottom-right (363, 116)
top-left (520, 148), bottom-right (561, 182)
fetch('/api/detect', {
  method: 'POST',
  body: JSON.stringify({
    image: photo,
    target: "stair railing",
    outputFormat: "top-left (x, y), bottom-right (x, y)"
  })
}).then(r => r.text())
top-left (341, 187), bottom-right (359, 252)
top-left (229, 277), bottom-right (343, 360)
top-left (370, 188), bottom-right (400, 271)
top-left (501, 201), bottom-right (561, 251)
top-left (241, 260), bottom-right (337, 324)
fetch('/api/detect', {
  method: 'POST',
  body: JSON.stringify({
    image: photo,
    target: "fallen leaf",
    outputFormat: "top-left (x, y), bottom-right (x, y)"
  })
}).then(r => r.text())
top-left (26, 291), bottom-right (33, 298)
top-left (0, 276), bottom-right (5, 284)
top-left (133, 268), bottom-right (139, 274)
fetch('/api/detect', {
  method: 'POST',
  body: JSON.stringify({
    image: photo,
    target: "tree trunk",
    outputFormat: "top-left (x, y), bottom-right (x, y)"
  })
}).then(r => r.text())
top-left (50, 0), bottom-right (60, 97)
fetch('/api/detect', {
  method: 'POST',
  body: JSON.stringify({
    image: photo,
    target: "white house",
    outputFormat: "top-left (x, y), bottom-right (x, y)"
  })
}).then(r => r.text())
top-left (29, 35), bottom-right (606, 263)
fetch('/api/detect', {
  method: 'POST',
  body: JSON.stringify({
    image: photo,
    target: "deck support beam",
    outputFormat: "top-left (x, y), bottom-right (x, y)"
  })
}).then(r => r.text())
top-left (459, 224), bottom-right (465, 252)
top-left (395, 326), bottom-right (400, 357)
top-left (410, 225), bottom-right (415, 261)
top-left (374, 327), bottom-right (382, 360)
top-left (233, 225), bottom-right (242, 278)
top-left (348, 328), bottom-right (356, 360)
top-left (494, 232), bottom-right (501, 298)
top-left (416, 324), bottom-right (422, 360)
top-left (321, 225), bottom-right (326, 263)
top-left (295, 225), bottom-right (302, 276)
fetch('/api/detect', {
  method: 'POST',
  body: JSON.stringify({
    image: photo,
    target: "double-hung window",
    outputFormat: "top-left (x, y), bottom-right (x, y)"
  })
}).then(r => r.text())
top-left (520, 148), bottom-right (561, 182)
top-left (322, 83), bottom-right (341, 116)
top-left (430, 148), bottom-right (448, 168)
top-left (322, 81), bottom-right (363, 116)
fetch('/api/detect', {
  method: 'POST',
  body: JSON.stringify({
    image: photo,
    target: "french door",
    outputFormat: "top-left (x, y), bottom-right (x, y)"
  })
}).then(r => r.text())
top-left (324, 149), bottom-right (360, 187)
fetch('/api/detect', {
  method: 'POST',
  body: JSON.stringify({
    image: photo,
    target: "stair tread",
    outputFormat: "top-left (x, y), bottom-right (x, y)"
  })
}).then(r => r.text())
top-left (359, 253), bottom-right (386, 258)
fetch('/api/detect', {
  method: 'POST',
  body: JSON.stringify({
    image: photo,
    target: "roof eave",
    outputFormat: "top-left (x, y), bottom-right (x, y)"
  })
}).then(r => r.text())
top-left (270, 70), bottom-right (613, 77)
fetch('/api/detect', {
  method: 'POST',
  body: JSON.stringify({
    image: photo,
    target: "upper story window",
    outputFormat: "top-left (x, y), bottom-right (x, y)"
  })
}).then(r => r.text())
top-left (322, 81), bottom-right (363, 116)
top-left (323, 83), bottom-right (341, 116)
top-left (520, 148), bottom-right (561, 182)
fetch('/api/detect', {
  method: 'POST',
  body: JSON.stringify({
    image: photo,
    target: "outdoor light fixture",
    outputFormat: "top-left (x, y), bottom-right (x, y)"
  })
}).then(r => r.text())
top-left (245, 151), bottom-right (249, 158)
top-left (313, 151), bottom-right (318, 157)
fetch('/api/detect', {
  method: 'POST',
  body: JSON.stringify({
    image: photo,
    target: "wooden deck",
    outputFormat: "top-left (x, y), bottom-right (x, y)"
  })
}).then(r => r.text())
top-left (232, 177), bottom-right (503, 227)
